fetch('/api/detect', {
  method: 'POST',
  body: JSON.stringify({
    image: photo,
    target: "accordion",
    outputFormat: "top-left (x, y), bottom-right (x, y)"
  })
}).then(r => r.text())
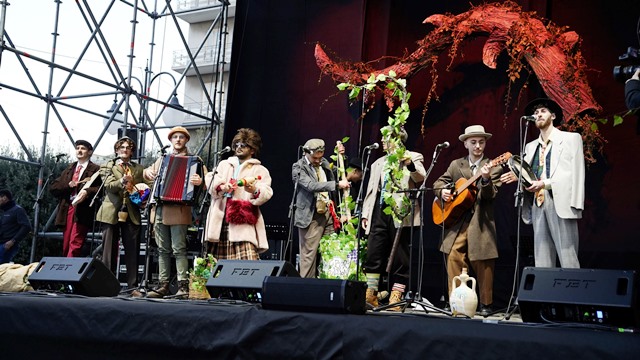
top-left (153, 155), bottom-right (203, 205)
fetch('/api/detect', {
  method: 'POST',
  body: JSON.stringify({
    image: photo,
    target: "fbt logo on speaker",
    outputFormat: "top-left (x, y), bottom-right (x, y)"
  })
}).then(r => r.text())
top-left (230, 268), bottom-right (260, 276)
top-left (552, 278), bottom-right (596, 289)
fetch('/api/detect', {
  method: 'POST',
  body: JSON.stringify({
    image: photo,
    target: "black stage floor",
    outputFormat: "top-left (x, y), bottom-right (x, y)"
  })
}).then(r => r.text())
top-left (1, 292), bottom-right (638, 359)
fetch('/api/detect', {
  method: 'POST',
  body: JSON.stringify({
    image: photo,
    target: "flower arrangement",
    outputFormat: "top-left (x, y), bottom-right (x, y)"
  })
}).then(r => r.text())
top-left (189, 254), bottom-right (216, 299)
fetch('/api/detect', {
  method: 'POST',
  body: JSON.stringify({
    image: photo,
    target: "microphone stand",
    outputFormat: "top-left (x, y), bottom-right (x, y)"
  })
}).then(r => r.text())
top-left (33, 157), bottom-right (60, 210)
top-left (140, 149), bottom-right (169, 293)
top-left (503, 119), bottom-right (531, 320)
top-left (374, 146), bottom-right (450, 314)
top-left (285, 147), bottom-right (304, 264)
top-left (197, 149), bottom-right (225, 255)
top-left (352, 145), bottom-right (374, 278)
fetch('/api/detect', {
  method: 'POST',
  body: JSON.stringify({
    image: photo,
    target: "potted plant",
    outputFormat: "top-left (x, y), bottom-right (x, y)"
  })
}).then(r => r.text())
top-left (189, 253), bottom-right (216, 299)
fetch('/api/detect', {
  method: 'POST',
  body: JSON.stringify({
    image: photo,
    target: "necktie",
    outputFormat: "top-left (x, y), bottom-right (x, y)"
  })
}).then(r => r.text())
top-left (72, 165), bottom-right (82, 182)
top-left (470, 164), bottom-right (477, 176)
top-left (535, 140), bottom-right (550, 207)
top-left (71, 165), bottom-right (82, 196)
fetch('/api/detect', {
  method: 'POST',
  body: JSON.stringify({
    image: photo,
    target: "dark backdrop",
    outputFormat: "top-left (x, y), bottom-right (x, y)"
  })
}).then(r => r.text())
top-left (224, 0), bottom-right (640, 307)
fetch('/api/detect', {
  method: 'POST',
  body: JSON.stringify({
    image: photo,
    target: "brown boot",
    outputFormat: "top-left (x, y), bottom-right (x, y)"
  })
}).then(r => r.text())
top-left (147, 282), bottom-right (170, 299)
top-left (366, 288), bottom-right (379, 309)
top-left (386, 290), bottom-right (404, 312)
top-left (175, 280), bottom-right (190, 298)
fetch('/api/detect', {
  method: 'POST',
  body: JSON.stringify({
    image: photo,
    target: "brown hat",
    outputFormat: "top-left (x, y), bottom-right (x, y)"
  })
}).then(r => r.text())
top-left (114, 136), bottom-right (136, 153)
top-left (458, 125), bottom-right (492, 141)
top-left (168, 126), bottom-right (190, 141)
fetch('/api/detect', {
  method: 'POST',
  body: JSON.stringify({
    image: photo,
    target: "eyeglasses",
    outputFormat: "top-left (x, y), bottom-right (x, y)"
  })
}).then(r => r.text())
top-left (118, 146), bottom-right (133, 150)
top-left (234, 142), bottom-right (251, 150)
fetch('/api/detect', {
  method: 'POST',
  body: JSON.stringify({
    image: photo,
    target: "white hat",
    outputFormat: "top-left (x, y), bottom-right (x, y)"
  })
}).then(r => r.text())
top-left (458, 125), bottom-right (492, 141)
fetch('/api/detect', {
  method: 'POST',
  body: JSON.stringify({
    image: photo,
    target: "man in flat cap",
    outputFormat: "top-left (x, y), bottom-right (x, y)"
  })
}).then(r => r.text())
top-left (501, 98), bottom-right (584, 269)
top-left (50, 139), bottom-right (102, 257)
top-left (434, 125), bottom-right (503, 317)
top-left (144, 126), bottom-right (204, 298)
top-left (292, 138), bottom-right (350, 278)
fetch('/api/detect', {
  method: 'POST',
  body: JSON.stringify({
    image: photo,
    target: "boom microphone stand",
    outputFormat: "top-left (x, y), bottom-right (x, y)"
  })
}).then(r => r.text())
top-left (374, 145), bottom-right (450, 314)
top-left (353, 145), bottom-right (375, 278)
top-left (139, 148), bottom-right (169, 294)
top-left (197, 146), bottom-right (230, 255)
top-left (503, 118), bottom-right (532, 320)
top-left (285, 146), bottom-right (304, 264)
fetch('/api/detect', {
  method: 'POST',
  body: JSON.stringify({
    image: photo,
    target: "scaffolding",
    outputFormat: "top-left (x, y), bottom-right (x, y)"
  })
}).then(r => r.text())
top-left (0, 0), bottom-right (230, 262)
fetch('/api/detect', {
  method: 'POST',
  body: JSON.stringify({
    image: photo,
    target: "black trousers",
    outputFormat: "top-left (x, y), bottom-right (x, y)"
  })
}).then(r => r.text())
top-left (102, 221), bottom-right (140, 288)
top-left (363, 194), bottom-right (411, 286)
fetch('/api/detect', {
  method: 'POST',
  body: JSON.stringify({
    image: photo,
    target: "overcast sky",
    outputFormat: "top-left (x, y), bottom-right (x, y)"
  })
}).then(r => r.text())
top-left (1, 1), bottom-right (187, 157)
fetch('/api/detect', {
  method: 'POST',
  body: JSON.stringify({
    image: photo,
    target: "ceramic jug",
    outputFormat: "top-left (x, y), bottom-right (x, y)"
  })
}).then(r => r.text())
top-left (450, 267), bottom-right (478, 318)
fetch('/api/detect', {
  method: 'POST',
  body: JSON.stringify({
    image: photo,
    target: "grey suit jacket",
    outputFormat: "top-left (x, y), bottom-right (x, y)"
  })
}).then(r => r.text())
top-left (292, 157), bottom-right (338, 229)
top-left (521, 128), bottom-right (585, 223)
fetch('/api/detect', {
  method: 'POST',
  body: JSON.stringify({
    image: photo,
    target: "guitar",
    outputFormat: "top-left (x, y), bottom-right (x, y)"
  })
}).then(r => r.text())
top-left (432, 152), bottom-right (511, 227)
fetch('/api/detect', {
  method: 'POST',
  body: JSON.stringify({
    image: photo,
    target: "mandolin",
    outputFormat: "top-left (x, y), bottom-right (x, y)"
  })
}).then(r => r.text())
top-left (432, 152), bottom-right (511, 227)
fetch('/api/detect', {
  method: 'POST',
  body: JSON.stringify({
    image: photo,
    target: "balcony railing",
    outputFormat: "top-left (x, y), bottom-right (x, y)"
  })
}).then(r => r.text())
top-left (176, 0), bottom-right (236, 12)
top-left (182, 102), bottom-right (226, 124)
top-left (172, 45), bottom-right (232, 71)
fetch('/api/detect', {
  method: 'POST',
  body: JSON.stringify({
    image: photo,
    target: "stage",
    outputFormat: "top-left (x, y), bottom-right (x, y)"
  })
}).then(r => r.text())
top-left (1, 292), bottom-right (637, 359)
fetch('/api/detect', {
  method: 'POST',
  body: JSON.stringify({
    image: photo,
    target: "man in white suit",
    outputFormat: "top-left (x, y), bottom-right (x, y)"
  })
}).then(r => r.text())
top-left (501, 98), bottom-right (585, 268)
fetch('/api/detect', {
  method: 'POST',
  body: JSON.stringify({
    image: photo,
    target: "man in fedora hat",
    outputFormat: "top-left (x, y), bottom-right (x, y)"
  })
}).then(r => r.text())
top-left (50, 139), bottom-right (102, 257)
top-left (292, 138), bottom-right (350, 278)
top-left (144, 126), bottom-right (204, 298)
top-left (96, 136), bottom-right (152, 296)
top-left (434, 125), bottom-right (503, 317)
top-left (361, 126), bottom-right (426, 310)
top-left (501, 98), bottom-right (584, 269)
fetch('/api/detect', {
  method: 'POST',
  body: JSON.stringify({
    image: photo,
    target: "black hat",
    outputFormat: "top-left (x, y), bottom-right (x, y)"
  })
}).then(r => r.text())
top-left (0, 189), bottom-right (13, 200)
top-left (348, 157), bottom-right (363, 170)
top-left (74, 139), bottom-right (94, 151)
top-left (524, 98), bottom-right (563, 125)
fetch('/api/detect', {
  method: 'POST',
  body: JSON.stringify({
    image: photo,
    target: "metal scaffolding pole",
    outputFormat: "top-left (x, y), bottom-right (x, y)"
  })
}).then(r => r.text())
top-left (0, 0), bottom-right (226, 263)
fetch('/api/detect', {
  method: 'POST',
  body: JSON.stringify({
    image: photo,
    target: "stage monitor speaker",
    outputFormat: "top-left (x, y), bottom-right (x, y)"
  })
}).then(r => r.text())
top-left (206, 260), bottom-right (299, 302)
top-left (28, 257), bottom-right (121, 297)
top-left (261, 277), bottom-right (367, 315)
top-left (518, 267), bottom-right (639, 328)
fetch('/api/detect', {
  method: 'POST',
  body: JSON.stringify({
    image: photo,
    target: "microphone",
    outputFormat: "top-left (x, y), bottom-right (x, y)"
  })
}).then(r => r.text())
top-left (364, 143), bottom-right (379, 150)
top-left (433, 141), bottom-right (449, 159)
top-left (54, 153), bottom-right (65, 162)
top-left (160, 145), bottom-right (171, 154)
top-left (521, 115), bottom-right (536, 122)
top-left (216, 146), bottom-right (232, 155)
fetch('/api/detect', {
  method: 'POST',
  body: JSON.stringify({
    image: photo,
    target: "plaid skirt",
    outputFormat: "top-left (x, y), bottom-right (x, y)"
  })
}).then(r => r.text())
top-left (212, 224), bottom-right (259, 260)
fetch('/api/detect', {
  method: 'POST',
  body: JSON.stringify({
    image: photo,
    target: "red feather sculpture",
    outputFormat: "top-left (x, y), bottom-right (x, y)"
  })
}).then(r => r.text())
top-left (315, 1), bottom-right (604, 162)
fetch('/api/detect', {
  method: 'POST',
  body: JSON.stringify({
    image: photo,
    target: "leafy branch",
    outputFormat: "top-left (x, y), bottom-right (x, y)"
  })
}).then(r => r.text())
top-left (338, 71), bottom-right (412, 223)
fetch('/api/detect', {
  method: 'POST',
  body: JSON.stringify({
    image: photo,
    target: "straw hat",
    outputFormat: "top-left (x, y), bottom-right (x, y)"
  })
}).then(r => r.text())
top-left (458, 125), bottom-right (492, 141)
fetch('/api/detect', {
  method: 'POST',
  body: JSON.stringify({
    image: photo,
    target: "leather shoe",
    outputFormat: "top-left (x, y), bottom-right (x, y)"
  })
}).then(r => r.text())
top-left (478, 304), bottom-right (493, 317)
top-left (131, 289), bottom-right (144, 298)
